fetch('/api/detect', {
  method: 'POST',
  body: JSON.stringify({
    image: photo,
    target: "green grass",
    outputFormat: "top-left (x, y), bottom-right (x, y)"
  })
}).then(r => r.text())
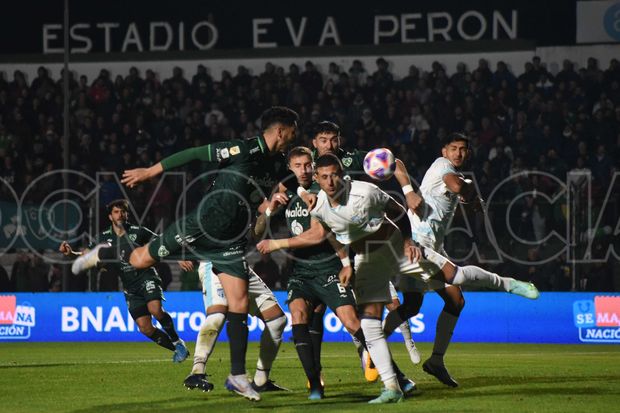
top-left (1, 342), bottom-right (619, 412)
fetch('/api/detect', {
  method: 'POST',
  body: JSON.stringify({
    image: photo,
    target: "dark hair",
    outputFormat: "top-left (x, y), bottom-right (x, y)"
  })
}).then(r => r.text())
top-left (314, 153), bottom-right (343, 172)
top-left (106, 199), bottom-right (129, 214)
top-left (260, 106), bottom-right (299, 131)
top-left (442, 132), bottom-right (470, 148)
top-left (287, 146), bottom-right (312, 163)
top-left (313, 121), bottom-right (340, 138)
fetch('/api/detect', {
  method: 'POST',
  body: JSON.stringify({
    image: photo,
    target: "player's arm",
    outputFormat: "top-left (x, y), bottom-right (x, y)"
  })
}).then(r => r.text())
top-left (277, 181), bottom-right (317, 210)
top-left (59, 241), bottom-right (82, 256)
top-left (443, 173), bottom-right (476, 201)
top-left (326, 232), bottom-right (353, 287)
top-left (394, 158), bottom-right (424, 216)
top-left (385, 196), bottom-right (421, 263)
top-left (253, 192), bottom-right (289, 239)
top-left (256, 217), bottom-right (327, 254)
top-left (121, 142), bottom-right (239, 188)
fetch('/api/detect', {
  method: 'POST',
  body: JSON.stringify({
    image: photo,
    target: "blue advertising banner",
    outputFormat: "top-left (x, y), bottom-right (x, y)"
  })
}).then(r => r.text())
top-left (1, 292), bottom-right (619, 344)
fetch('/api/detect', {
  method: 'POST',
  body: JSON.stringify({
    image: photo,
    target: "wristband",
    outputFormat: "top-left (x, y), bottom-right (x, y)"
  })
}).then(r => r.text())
top-left (340, 256), bottom-right (351, 267)
top-left (297, 186), bottom-right (308, 197)
top-left (265, 207), bottom-right (272, 217)
top-left (402, 184), bottom-right (414, 195)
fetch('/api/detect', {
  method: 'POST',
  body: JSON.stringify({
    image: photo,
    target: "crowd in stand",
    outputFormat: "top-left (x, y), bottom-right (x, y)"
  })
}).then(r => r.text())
top-left (0, 54), bottom-right (618, 292)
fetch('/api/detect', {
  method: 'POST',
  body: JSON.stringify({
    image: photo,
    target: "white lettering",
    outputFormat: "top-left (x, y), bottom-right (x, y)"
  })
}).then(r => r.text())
top-left (149, 22), bottom-right (173, 51)
top-left (285, 17), bottom-right (307, 47)
top-left (319, 16), bottom-right (341, 46)
top-left (427, 12), bottom-right (453, 41)
top-left (374, 15), bottom-right (398, 44)
top-left (96, 22), bottom-right (119, 53)
top-left (62, 307), bottom-right (79, 332)
top-left (253, 18), bottom-right (276, 48)
top-left (401, 13), bottom-right (425, 43)
top-left (81, 306), bottom-right (102, 332)
top-left (410, 314), bottom-right (425, 334)
top-left (191, 21), bottom-right (218, 50)
top-left (122, 22), bottom-right (144, 52)
top-left (457, 11), bottom-right (487, 41)
top-left (70, 23), bottom-right (92, 53)
top-left (178, 22), bottom-right (185, 51)
top-left (189, 312), bottom-right (205, 331)
top-left (493, 10), bottom-right (517, 39)
top-left (324, 312), bottom-right (343, 333)
top-left (176, 311), bottom-right (189, 331)
top-left (43, 24), bottom-right (63, 54)
top-left (103, 307), bottom-right (127, 332)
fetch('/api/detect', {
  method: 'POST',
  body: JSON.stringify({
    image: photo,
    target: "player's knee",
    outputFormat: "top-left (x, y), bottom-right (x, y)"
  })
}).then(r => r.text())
top-left (444, 295), bottom-right (465, 316)
top-left (290, 308), bottom-right (309, 324)
top-left (265, 314), bottom-right (287, 338)
top-left (137, 321), bottom-right (155, 336)
top-left (129, 248), bottom-right (148, 269)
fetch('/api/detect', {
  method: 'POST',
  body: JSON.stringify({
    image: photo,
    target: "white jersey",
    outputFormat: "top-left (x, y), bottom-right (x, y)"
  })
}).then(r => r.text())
top-left (409, 156), bottom-right (460, 251)
top-left (311, 180), bottom-right (390, 245)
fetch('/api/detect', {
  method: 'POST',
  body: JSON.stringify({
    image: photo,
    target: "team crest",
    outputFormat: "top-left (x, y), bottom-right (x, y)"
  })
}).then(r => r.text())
top-left (342, 157), bottom-right (353, 167)
top-left (129, 234), bottom-right (137, 241)
top-left (230, 146), bottom-right (241, 155)
top-left (158, 245), bottom-right (170, 257)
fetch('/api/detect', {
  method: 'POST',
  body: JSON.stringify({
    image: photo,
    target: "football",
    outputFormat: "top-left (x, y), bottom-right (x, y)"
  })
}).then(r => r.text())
top-left (363, 148), bottom-right (396, 181)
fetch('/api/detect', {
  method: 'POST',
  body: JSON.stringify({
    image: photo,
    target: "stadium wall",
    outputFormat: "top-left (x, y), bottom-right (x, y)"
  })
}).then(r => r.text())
top-left (1, 292), bottom-right (619, 345)
top-left (1, 44), bottom-right (619, 85)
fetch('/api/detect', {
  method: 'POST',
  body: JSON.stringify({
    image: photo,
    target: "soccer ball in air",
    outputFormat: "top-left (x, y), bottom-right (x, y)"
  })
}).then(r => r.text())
top-left (363, 148), bottom-right (396, 181)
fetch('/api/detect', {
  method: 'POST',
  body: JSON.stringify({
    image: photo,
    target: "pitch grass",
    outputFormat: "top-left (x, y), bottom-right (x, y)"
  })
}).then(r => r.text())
top-left (1, 342), bottom-right (619, 413)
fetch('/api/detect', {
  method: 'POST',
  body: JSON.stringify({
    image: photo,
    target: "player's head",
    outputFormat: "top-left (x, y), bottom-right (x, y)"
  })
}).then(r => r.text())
top-left (314, 153), bottom-right (345, 198)
top-left (441, 132), bottom-right (470, 168)
top-left (106, 199), bottom-right (129, 228)
top-left (312, 121), bottom-right (341, 156)
top-left (287, 146), bottom-right (313, 188)
top-left (260, 106), bottom-right (299, 152)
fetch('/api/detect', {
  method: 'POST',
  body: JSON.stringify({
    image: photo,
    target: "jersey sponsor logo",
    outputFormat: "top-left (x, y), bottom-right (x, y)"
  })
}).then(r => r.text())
top-left (157, 245), bottom-right (170, 257)
top-left (573, 296), bottom-right (620, 343)
top-left (290, 219), bottom-right (304, 236)
top-left (107, 239), bottom-right (113, 242)
top-left (220, 148), bottom-right (230, 159)
top-left (222, 249), bottom-right (243, 256)
top-left (251, 174), bottom-right (278, 189)
top-left (0, 295), bottom-right (36, 340)
top-left (341, 157), bottom-right (353, 167)
top-left (230, 146), bottom-right (240, 156)
top-left (285, 204), bottom-right (309, 218)
top-left (249, 146), bottom-right (260, 155)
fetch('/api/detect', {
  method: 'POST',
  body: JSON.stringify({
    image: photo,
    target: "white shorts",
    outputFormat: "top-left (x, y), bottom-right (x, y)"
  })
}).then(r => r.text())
top-left (198, 261), bottom-right (279, 316)
top-left (398, 246), bottom-right (452, 290)
top-left (353, 231), bottom-right (403, 305)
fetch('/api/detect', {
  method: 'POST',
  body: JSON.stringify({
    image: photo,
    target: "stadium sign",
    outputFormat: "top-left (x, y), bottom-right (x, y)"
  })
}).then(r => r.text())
top-left (0, 295), bottom-right (36, 340)
top-left (573, 296), bottom-right (620, 343)
top-left (0, 0), bottom-right (576, 56)
top-left (3, 292), bottom-right (619, 344)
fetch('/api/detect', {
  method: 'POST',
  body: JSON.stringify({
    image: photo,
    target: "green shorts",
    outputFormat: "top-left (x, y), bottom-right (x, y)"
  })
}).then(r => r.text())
top-left (147, 212), bottom-right (249, 280)
top-left (286, 272), bottom-right (355, 311)
top-left (124, 276), bottom-right (164, 319)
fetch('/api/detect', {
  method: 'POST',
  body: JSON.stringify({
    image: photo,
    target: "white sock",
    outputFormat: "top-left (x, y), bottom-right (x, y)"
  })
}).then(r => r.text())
top-left (452, 265), bottom-right (511, 291)
top-left (360, 317), bottom-right (398, 390)
top-left (430, 311), bottom-right (458, 365)
top-left (254, 315), bottom-right (286, 386)
top-left (191, 312), bottom-right (225, 375)
top-left (399, 320), bottom-right (414, 349)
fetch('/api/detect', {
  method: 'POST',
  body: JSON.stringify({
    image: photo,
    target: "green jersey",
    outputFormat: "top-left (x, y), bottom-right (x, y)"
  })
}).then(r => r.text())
top-left (284, 188), bottom-right (341, 277)
top-left (312, 148), bottom-right (367, 180)
top-left (161, 135), bottom-right (282, 244)
top-left (91, 224), bottom-right (159, 291)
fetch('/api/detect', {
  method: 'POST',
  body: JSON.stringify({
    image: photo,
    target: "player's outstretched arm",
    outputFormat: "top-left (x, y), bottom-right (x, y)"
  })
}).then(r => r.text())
top-left (394, 158), bottom-right (424, 216)
top-left (121, 163), bottom-right (164, 188)
top-left (256, 217), bottom-right (327, 254)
